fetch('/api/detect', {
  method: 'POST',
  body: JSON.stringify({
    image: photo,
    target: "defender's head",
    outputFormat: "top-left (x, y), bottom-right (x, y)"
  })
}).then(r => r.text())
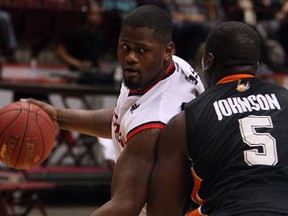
top-left (202, 21), bottom-right (261, 87)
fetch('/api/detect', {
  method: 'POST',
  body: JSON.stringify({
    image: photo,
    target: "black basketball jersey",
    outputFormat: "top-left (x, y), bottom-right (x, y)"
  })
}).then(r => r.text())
top-left (185, 77), bottom-right (288, 215)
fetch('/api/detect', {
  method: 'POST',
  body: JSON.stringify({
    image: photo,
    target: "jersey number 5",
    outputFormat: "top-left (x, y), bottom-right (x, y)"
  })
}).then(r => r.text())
top-left (238, 115), bottom-right (278, 166)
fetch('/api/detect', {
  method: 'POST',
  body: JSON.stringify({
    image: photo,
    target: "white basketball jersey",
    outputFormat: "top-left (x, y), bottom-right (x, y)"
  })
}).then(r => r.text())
top-left (111, 55), bottom-right (205, 216)
top-left (112, 55), bottom-right (204, 157)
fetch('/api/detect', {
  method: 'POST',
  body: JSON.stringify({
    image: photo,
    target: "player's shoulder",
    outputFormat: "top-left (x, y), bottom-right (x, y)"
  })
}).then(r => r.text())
top-left (172, 55), bottom-right (205, 94)
top-left (172, 55), bottom-right (195, 75)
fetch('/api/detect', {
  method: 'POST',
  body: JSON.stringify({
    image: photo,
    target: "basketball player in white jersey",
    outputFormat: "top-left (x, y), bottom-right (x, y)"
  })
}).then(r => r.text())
top-left (27, 5), bottom-right (204, 216)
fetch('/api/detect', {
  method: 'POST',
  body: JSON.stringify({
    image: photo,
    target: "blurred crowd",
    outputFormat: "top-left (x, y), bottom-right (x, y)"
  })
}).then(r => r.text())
top-left (0, 0), bottom-right (288, 74)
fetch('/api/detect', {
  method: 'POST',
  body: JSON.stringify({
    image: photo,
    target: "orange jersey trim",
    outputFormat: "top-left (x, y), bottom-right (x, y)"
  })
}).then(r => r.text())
top-left (191, 167), bottom-right (205, 205)
top-left (127, 122), bottom-right (165, 141)
top-left (216, 74), bottom-right (254, 85)
top-left (186, 208), bottom-right (206, 216)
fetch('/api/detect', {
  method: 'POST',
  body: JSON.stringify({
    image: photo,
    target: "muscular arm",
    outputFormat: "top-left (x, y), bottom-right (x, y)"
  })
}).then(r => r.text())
top-left (147, 112), bottom-right (191, 216)
top-left (57, 107), bottom-right (114, 138)
top-left (90, 128), bottom-right (161, 216)
top-left (26, 99), bottom-right (114, 139)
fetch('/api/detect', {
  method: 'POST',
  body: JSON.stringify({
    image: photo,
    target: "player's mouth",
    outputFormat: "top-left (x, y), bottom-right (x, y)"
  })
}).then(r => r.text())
top-left (124, 67), bottom-right (139, 77)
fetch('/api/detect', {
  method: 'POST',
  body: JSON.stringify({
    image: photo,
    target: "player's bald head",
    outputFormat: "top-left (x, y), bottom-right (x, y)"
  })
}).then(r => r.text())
top-left (204, 21), bottom-right (260, 68)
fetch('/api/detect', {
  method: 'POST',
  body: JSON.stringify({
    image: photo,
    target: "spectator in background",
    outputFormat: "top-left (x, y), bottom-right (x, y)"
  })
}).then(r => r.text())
top-left (0, 9), bottom-right (17, 63)
top-left (221, 0), bottom-right (287, 73)
top-left (253, 0), bottom-right (287, 72)
top-left (259, 0), bottom-right (288, 71)
top-left (221, 0), bottom-right (256, 24)
top-left (254, 0), bottom-right (282, 40)
top-left (164, 0), bottom-right (225, 68)
top-left (277, 0), bottom-right (288, 68)
top-left (56, 3), bottom-right (106, 72)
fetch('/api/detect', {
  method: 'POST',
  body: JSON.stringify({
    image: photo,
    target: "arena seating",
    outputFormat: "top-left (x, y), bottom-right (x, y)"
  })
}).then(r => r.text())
top-left (0, 169), bottom-right (55, 216)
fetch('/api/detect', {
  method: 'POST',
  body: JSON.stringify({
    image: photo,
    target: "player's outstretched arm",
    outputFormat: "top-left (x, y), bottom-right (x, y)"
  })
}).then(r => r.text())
top-left (23, 98), bottom-right (114, 139)
top-left (147, 112), bottom-right (191, 216)
top-left (90, 128), bottom-right (161, 216)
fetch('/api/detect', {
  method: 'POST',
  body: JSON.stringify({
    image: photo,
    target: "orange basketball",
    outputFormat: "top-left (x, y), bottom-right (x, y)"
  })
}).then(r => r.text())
top-left (0, 101), bottom-right (55, 169)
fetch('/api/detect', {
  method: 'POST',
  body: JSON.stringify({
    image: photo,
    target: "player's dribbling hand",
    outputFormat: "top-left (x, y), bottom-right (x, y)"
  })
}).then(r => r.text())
top-left (21, 98), bottom-right (60, 133)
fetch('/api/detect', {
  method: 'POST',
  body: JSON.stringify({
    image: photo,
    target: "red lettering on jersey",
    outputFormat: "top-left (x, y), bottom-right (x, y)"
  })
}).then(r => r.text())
top-left (112, 112), bottom-right (127, 148)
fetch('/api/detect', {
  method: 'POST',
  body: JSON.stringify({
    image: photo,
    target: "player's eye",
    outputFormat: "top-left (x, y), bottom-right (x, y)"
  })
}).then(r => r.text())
top-left (121, 44), bottom-right (128, 50)
top-left (119, 44), bottom-right (130, 54)
top-left (138, 48), bottom-right (147, 54)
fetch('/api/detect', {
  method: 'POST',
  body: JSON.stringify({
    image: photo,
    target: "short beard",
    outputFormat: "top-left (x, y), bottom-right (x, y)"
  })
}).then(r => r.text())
top-left (123, 78), bottom-right (139, 90)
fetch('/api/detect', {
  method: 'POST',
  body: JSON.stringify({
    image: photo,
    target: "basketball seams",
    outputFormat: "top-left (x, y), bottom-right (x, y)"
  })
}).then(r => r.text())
top-left (36, 111), bottom-right (55, 164)
top-left (36, 110), bottom-right (45, 164)
top-left (36, 112), bottom-right (55, 132)
top-left (14, 102), bottom-right (30, 169)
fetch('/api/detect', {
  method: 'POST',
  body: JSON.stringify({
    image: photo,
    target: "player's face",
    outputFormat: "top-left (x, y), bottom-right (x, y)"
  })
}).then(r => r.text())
top-left (117, 26), bottom-right (169, 90)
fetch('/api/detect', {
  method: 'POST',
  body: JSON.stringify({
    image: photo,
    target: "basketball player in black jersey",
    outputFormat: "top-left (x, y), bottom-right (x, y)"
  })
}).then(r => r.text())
top-left (148, 21), bottom-right (288, 216)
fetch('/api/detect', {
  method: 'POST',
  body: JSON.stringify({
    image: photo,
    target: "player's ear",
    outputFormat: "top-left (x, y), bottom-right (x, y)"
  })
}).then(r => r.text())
top-left (163, 41), bottom-right (174, 62)
top-left (203, 52), bottom-right (214, 70)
